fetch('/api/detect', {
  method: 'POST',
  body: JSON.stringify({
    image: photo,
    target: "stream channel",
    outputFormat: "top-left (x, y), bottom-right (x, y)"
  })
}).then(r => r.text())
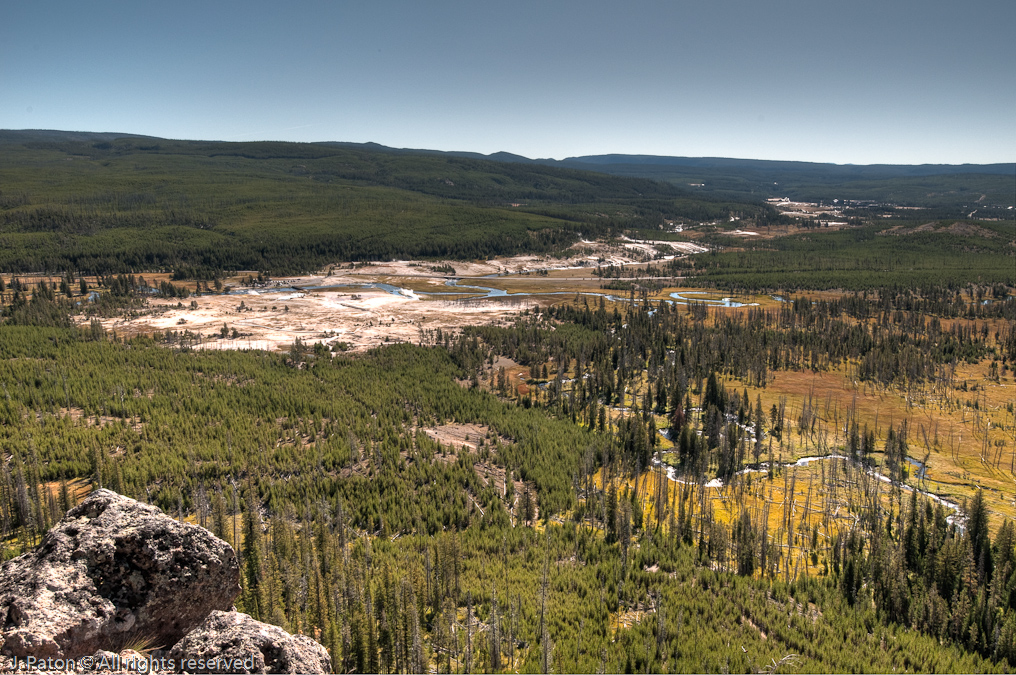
top-left (294, 279), bottom-right (759, 307)
top-left (651, 451), bottom-right (962, 527)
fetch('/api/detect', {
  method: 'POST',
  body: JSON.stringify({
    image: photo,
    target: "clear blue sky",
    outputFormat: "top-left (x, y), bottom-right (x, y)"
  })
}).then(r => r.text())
top-left (3, 0), bottom-right (1013, 164)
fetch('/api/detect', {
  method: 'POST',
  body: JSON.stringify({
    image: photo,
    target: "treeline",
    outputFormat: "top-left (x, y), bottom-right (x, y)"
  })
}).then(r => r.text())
top-left (673, 220), bottom-right (1016, 293)
top-left (0, 205), bottom-right (592, 277)
top-left (0, 273), bottom-right (196, 322)
top-left (462, 289), bottom-right (1007, 411)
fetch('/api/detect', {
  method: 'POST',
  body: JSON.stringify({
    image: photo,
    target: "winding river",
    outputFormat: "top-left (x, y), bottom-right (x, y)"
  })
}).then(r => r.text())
top-left (650, 450), bottom-right (963, 527)
top-left (387, 279), bottom-right (757, 307)
top-left (235, 278), bottom-right (759, 308)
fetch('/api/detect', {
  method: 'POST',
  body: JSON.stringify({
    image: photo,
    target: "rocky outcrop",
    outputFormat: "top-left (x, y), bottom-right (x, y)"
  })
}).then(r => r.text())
top-left (0, 489), bottom-right (241, 659)
top-left (168, 610), bottom-right (331, 674)
top-left (0, 489), bottom-right (330, 673)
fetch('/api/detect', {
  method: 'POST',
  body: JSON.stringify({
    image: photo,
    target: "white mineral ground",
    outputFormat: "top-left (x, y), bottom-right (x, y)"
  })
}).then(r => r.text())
top-left (83, 241), bottom-right (684, 353)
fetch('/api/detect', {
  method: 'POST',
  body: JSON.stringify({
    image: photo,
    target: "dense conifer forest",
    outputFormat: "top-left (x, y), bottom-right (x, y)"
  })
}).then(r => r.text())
top-left (0, 133), bottom-right (1015, 671)
top-left (0, 133), bottom-right (772, 276)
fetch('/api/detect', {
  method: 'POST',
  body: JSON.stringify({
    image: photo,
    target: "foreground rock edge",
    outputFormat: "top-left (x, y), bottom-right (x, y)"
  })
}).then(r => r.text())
top-left (0, 489), bottom-right (329, 673)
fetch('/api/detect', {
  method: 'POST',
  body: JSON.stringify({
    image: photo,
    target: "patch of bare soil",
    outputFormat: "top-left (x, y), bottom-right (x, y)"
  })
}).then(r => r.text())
top-left (335, 240), bottom-right (651, 278)
top-left (419, 423), bottom-right (537, 524)
top-left (36, 407), bottom-right (145, 432)
top-left (422, 423), bottom-right (495, 452)
top-left (492, 356), bottom-right (520, 370)
top-left (422, 423), bottom-right (521, 489)
top-left (741, 615), bottom-right (767, 640)
top-left (620, 235), bottom-right (708, 257)
top-left (946, 221), bottom-right (996, 238)
top-left (887, 221), bottom-right (996, 239)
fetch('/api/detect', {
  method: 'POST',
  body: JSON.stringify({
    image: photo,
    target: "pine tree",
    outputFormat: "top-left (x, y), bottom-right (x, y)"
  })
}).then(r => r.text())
top-left (211, 490), bottom-right (231, 547)
top-left (489, 585), bottom-right (501, 672)
top-left (465, 591), bottom-right (473, 674)
top-left (240, 489), bottom-right (265, 619)
top-left (406, 579), bottom-right (424, 675)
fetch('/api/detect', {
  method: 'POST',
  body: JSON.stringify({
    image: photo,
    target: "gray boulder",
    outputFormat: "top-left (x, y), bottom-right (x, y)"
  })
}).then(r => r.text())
top-left (0, 489), bottom-right (240, 659)
top-left (168, 610), bottom-right (331, 674)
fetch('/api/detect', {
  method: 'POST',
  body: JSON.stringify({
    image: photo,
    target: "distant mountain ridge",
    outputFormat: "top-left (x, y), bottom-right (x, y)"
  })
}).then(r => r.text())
top-left (554, 153), bottom-right (1015, 177)
top-left (3, 129), bottom-right (1012, 211)
top-left (3, 129), bottom-right (1010, 176)
top-left (0, 129), bottom-right (161, 144)
top-left (313, 140), bottom-right (1016, 178)
top-left (297, 143), bottom-right (1016, 211)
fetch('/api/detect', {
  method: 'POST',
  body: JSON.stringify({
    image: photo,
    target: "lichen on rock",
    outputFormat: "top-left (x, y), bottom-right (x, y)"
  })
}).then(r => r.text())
top-left (168, 610), bottom-right (331, 674)
top-left (0, 489), bottom-right (241, 660)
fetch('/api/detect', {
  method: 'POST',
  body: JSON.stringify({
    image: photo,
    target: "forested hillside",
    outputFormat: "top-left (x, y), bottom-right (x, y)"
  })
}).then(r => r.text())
top-left (547, 154), bottom-right (1016, 215)
top-left (0, 132), bottom-right (774, 276)
top-left (667, 220), bottom-right (1016, 292)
